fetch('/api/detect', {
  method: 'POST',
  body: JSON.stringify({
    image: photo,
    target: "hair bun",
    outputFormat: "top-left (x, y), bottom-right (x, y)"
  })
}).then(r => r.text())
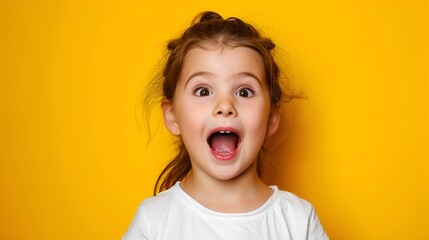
top-left (195, 11), bottom-right (223, 23)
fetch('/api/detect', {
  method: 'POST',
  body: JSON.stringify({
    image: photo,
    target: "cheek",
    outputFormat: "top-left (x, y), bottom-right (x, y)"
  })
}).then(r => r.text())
top-left (242, 104), bottom-right (270, 136)
top-left (174, 99), bottom-right (208, 130)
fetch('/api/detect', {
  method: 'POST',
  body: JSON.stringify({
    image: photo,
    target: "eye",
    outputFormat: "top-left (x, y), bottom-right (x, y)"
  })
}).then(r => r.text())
top-left (236, 87), bottom-right (254, 98)
top-left (194, 87), bottom-right (211, 97)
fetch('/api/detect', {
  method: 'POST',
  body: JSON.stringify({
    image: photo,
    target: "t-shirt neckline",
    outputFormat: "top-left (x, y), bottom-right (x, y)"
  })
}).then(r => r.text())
top-left (174, 181), bottom-right (279, 217)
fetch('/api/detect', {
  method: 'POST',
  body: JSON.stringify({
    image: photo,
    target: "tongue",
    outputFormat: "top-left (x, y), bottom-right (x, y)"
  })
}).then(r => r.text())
top-left (211, 134), bottom-right (237, 154)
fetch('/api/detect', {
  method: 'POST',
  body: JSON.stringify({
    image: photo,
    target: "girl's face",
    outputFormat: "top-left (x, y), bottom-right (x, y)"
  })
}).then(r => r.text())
top-left (162, 44), bottom-right (279, 182)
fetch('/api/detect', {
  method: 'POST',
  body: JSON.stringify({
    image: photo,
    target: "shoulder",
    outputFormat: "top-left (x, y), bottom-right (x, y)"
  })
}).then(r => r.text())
top-left (271, 188), bottom-right (329, 240)
top-left (273, 188), bottom-right (314, 215)
top-left (122, 185), bottom-right (182, 240)
top-left (137, 185), bottom-right (179, 218)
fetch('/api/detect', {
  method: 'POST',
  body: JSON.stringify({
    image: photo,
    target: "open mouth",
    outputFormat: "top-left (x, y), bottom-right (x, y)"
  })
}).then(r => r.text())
top-left (207, 130), bottom-right (240, 156)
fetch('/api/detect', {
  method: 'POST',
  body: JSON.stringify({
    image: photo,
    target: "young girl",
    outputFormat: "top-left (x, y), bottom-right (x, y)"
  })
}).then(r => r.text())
top-left (123, 11), bottom-right (328, 240)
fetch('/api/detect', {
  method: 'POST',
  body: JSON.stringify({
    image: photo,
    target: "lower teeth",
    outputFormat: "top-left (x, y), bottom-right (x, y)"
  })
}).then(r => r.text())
top-left (215, 149), bottom-right (233, 155)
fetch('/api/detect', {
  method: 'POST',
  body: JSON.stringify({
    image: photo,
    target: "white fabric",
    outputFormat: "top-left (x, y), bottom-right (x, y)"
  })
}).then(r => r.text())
top-left (123, 182), bottom-right (328, 240)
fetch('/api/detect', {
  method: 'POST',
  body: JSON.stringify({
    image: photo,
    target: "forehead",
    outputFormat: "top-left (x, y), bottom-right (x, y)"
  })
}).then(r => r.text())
top-left (181, 44), bottom-right (265, 80)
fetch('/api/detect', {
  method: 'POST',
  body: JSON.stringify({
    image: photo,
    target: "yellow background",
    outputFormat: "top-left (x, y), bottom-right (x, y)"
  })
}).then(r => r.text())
top-left (1, 0), bottom-right (428, 239)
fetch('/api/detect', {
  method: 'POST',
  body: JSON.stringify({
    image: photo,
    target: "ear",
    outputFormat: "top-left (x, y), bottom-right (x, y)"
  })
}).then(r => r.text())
top-left (266, 105), bottom-right (280, 138)
top-left (161, 99), bottom-right (181, 136)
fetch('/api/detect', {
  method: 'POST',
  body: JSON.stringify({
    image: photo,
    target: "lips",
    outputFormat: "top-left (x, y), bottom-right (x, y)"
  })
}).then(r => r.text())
top-left (207, 129), bottom-right (240, 160)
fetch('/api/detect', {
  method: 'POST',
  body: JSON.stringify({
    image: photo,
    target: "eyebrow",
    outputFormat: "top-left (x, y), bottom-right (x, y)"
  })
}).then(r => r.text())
top-left (184, 71), bottom-right (263, 87)
top-left (184, 72), bottom-right (214, 87)
top-left (233, 72), bottom-right (263, 87)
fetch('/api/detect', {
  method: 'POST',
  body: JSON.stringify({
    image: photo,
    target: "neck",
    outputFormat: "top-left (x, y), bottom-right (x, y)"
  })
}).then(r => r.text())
top-left (180, 165), bottom-right (273, 213)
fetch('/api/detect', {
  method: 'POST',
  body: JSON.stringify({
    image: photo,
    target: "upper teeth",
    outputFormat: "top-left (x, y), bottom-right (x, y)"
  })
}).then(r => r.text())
top-left (220, 131), bottom-right (231, 134)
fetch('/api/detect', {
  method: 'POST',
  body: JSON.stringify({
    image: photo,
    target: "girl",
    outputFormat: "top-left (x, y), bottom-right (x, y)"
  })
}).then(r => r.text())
top-left (123, 11), bottom-right (328, 240)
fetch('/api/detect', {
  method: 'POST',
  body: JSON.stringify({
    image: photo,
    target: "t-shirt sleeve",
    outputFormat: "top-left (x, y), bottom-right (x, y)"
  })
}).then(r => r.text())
top-left (122, 205), bottom-right (149, 240)
top-left (307, 204), bottom-right (329, 240)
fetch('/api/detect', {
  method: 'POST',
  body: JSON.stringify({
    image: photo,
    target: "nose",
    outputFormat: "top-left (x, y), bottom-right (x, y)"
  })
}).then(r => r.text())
top-left (213, 95), bottom-right (237, 117)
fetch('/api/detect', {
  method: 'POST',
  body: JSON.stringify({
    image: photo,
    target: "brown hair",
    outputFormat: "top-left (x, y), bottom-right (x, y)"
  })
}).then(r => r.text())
top-left (145, 11), bottom-right (300, 195)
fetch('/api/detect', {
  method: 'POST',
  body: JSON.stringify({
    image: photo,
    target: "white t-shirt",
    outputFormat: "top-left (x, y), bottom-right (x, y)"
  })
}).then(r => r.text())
top-left (123, 182), bottom-right (328, 240)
